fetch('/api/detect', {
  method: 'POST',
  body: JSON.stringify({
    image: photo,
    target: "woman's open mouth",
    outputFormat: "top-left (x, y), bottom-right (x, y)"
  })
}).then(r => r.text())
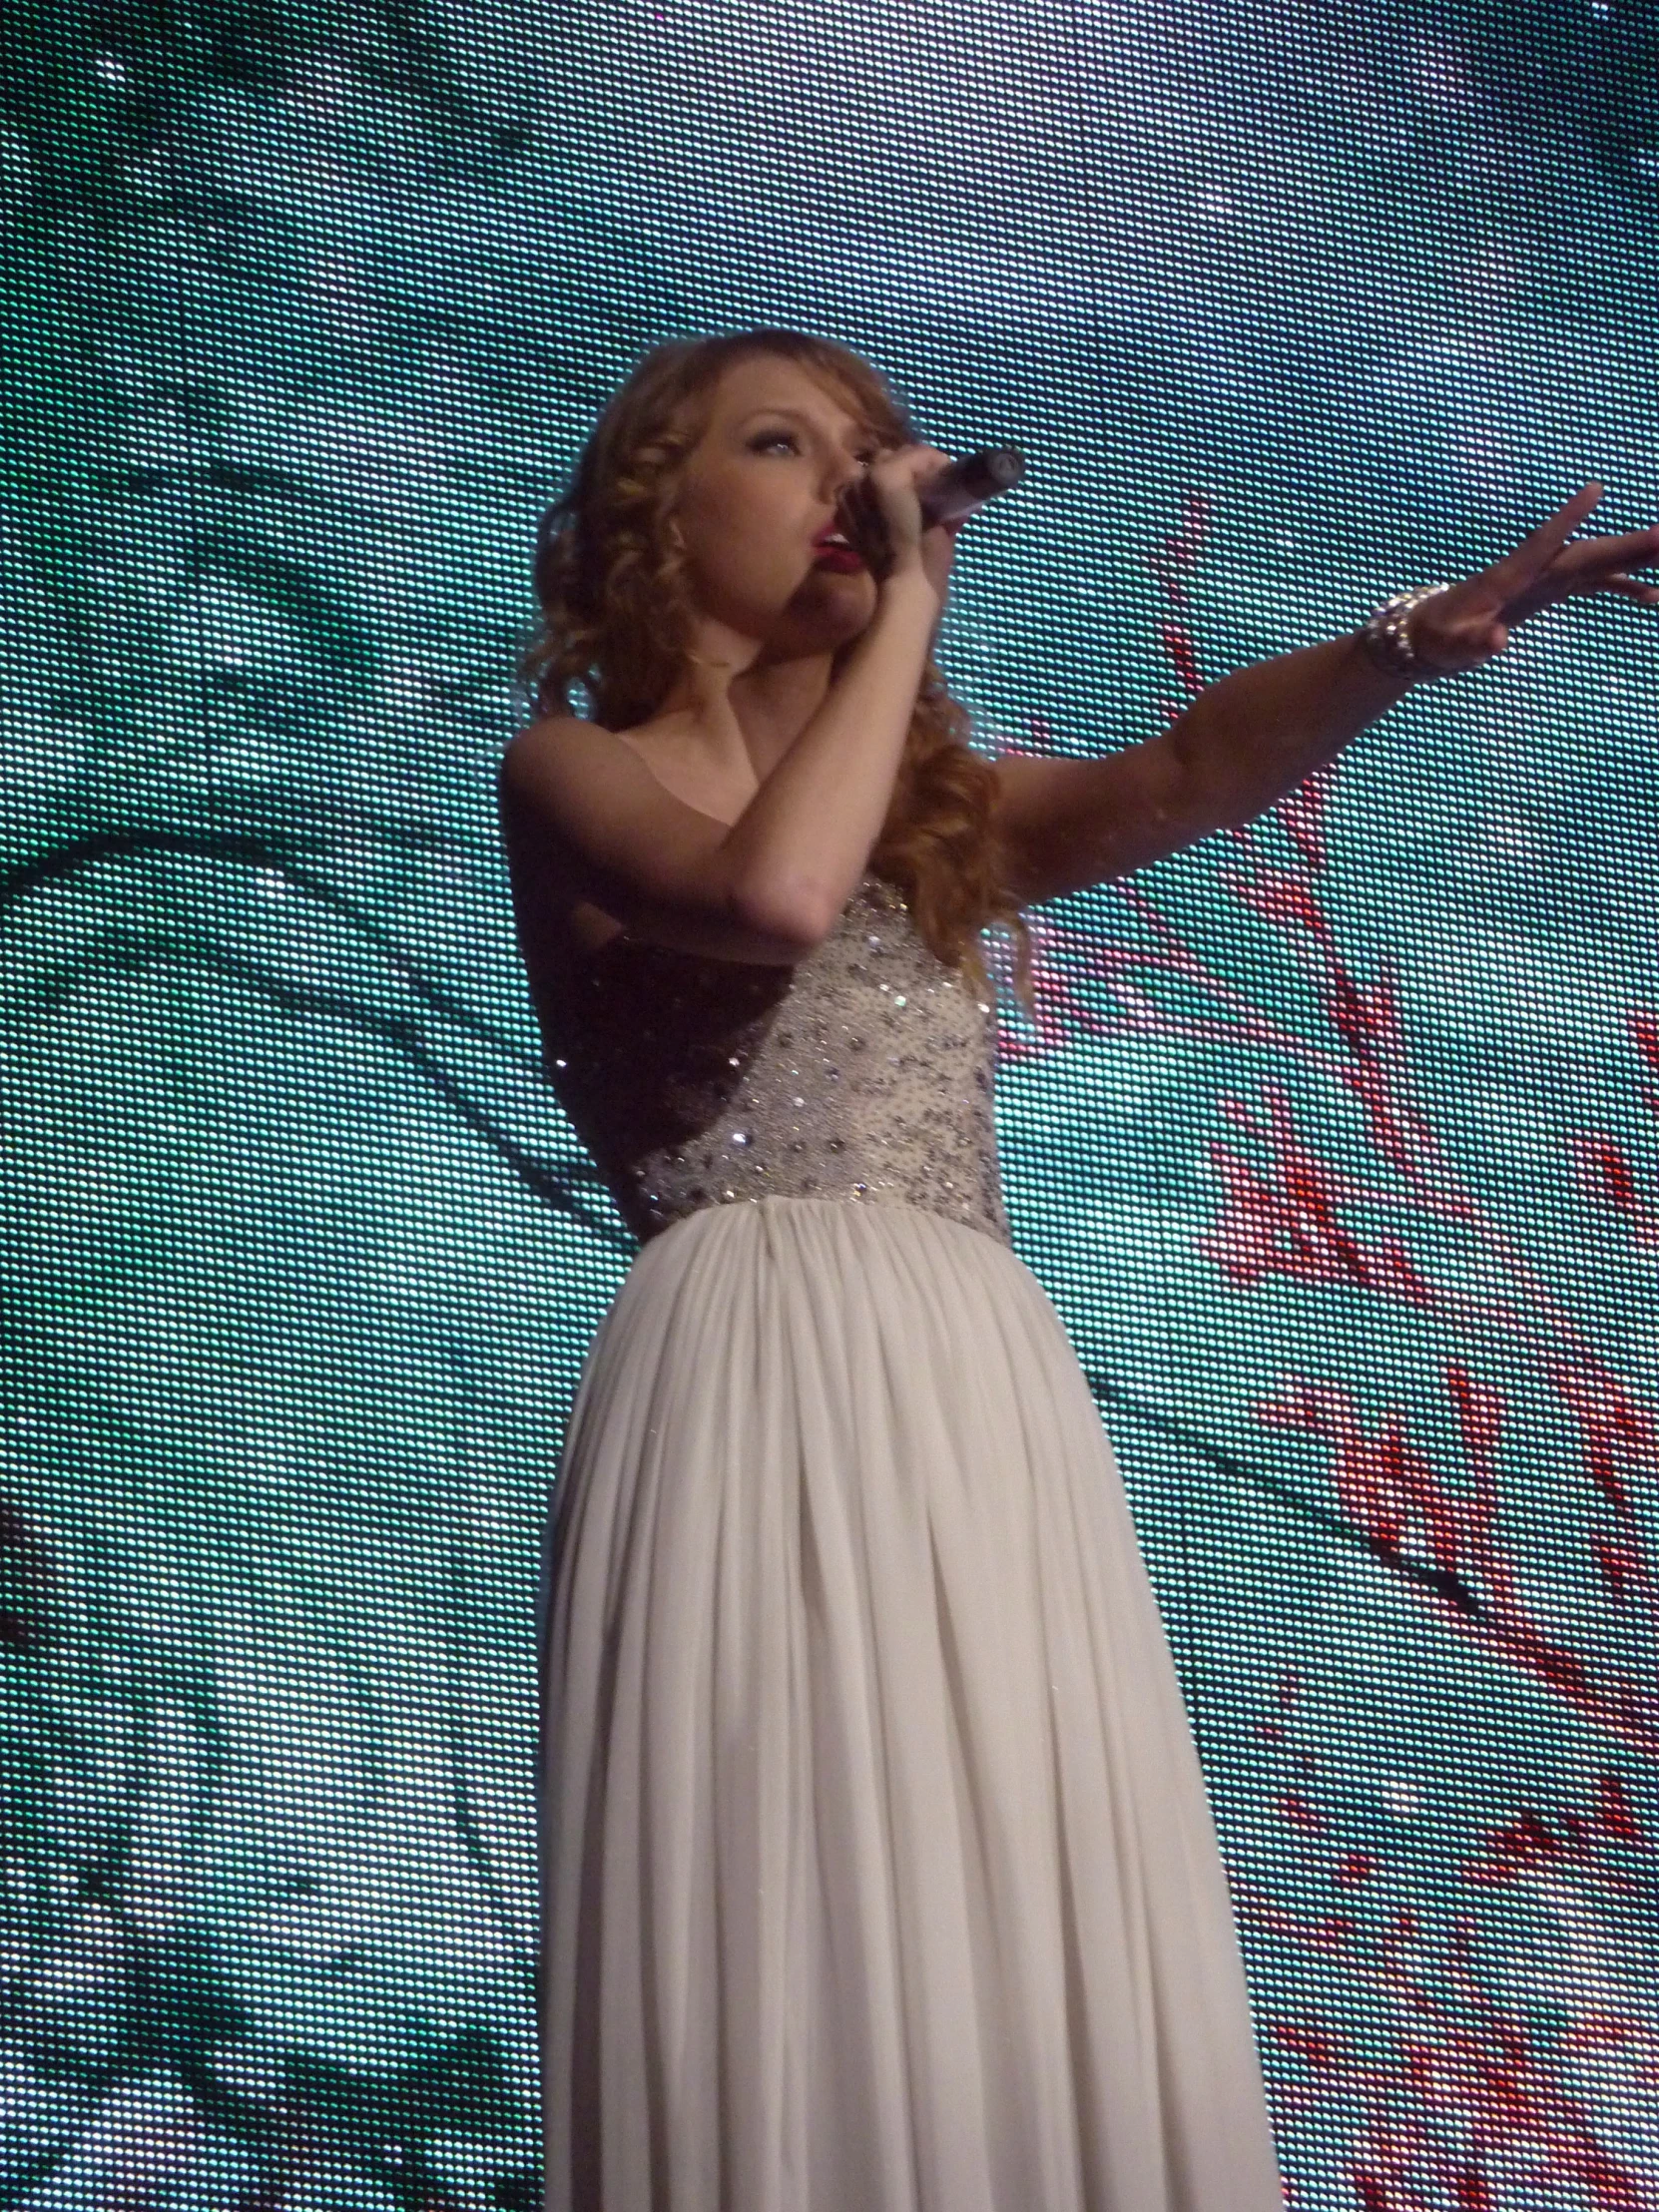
top-left (813, 537), bottom-right (866, 573)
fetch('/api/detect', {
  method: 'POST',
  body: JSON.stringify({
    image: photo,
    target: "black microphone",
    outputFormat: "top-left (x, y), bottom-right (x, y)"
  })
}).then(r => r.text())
top-left (915, 446), bottom-right (1026, 528)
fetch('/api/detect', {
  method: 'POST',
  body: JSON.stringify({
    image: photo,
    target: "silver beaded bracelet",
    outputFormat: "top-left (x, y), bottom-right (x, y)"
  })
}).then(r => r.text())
top-left (1357, 583), bottom-right (1455, 680)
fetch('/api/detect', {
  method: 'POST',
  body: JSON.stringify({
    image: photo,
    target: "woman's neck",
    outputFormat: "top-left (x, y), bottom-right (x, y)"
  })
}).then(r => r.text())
top-left (662, 648), bottom-right (837, 781)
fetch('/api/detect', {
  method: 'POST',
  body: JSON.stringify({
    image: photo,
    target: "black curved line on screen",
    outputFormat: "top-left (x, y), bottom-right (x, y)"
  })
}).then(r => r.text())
top-left (0, 831), bottom-right (634, 1252)
top-left (0, 827), bottom-right (524, 1054)
top-left (76, 935), bottom-right (635, 1253)
top-left (1087, 1375), bottom-right (1485, 1618)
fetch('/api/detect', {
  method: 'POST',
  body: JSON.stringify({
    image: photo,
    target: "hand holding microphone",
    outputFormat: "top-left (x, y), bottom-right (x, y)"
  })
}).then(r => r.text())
top-left (837, 444), bottom-right (1025, 600)
top-left (912, 446), bottom-right (1026, 527)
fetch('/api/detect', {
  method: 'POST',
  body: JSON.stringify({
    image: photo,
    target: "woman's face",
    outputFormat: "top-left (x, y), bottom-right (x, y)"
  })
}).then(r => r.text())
top-left (669, 353), bottom-right (888, 658)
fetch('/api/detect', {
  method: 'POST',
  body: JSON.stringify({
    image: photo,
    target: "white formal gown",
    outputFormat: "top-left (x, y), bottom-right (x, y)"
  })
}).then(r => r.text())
top-left (528, 868), bottom-right (1285, 2211)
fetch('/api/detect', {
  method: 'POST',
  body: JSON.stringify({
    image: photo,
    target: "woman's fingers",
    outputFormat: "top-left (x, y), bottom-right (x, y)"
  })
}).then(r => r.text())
top-left (834, 477), bottom-right (891, 573)
top-left (1595, 523), bottom-right (1659, 569)
top-left (1603, 573), bottom-right (1659, 606)
top-left (1484, 482), bottom-right (1604, 600)
top-left (1410, 490), bottom-right (1659, 661)
top-left (847, 444), bottom-right (972, 536)
top-left (1551, 523), bottom-right (1659, 588)
top-left (854, 447), bottom-right (924, 550)
top-left (848, 443), bottom-right (959, 579)
top-left (1502, 522), bottom-right (1659, 620)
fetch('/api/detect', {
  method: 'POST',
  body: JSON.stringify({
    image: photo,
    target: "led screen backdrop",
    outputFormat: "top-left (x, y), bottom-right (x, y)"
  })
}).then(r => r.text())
top-left (3, 0), bottom-right (1657, 2204)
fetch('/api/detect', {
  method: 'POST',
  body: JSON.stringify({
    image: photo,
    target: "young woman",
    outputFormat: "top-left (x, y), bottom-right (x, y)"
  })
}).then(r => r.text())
top-left (499, 327), bottom-right (1659, 2211)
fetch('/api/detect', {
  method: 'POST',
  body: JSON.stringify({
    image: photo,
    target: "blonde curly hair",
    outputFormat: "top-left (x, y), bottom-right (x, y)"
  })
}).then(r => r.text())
top-left (518, 327), bottom-right (1035, 1020)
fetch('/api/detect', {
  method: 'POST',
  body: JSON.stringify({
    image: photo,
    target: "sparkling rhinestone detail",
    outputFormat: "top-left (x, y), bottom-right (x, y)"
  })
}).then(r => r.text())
top-left (532, 871), bottom-right (1011, 1249)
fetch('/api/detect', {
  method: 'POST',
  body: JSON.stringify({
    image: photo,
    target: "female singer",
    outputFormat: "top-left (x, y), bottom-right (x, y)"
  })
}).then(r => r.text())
top-left (498, 326), bottom-right (1659, 2211)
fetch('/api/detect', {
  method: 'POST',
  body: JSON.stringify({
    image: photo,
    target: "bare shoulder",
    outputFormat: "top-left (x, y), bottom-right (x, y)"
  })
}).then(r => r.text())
top-left (496, 719), bottom-right (608, 950)
top-left (499, 711), bottom-right (623, 801)
top-left (496, 715), bottom-right (601, 868)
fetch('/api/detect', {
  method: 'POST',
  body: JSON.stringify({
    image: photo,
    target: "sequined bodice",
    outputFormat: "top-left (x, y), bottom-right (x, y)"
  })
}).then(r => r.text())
top-left (532, 873), bottom-right (1011, 1250)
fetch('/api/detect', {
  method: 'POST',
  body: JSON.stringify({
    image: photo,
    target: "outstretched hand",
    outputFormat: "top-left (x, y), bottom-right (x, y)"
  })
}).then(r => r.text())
top-left (1408, 486), bottom-right (1659, 676)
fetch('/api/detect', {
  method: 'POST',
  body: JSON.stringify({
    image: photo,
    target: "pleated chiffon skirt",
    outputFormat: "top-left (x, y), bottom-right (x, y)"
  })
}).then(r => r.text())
top-left (538, 1195), bottom-right (1284, 2212)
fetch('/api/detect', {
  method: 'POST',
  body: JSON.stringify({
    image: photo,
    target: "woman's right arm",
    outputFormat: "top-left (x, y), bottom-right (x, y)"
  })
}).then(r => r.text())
top-left (499, 448), bottom-right (953, 963)
top-left (720, 563), bottom-right (941, 949)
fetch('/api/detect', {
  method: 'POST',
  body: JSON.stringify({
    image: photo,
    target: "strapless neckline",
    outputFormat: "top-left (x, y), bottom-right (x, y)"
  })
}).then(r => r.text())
top-left (528, 866), bottom-right (1009, 1249)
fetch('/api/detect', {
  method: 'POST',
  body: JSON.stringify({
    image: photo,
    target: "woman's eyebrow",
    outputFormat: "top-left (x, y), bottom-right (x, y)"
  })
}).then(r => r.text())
top-left (737, 405), bottom-right (869, 441)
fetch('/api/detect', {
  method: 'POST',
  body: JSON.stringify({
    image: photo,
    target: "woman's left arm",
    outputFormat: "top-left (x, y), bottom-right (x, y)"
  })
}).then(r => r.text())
top-left (995, 482), bottom-right (1659, 910)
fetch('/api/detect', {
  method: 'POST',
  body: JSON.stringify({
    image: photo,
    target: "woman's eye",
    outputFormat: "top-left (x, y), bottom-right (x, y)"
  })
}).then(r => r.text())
top-left (751, 430), bottom-right (798, 453)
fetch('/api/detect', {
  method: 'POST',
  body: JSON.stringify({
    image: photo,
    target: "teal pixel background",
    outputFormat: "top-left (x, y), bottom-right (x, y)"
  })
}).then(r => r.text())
top-left (2, 0), bottom-right (1657, 2204)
